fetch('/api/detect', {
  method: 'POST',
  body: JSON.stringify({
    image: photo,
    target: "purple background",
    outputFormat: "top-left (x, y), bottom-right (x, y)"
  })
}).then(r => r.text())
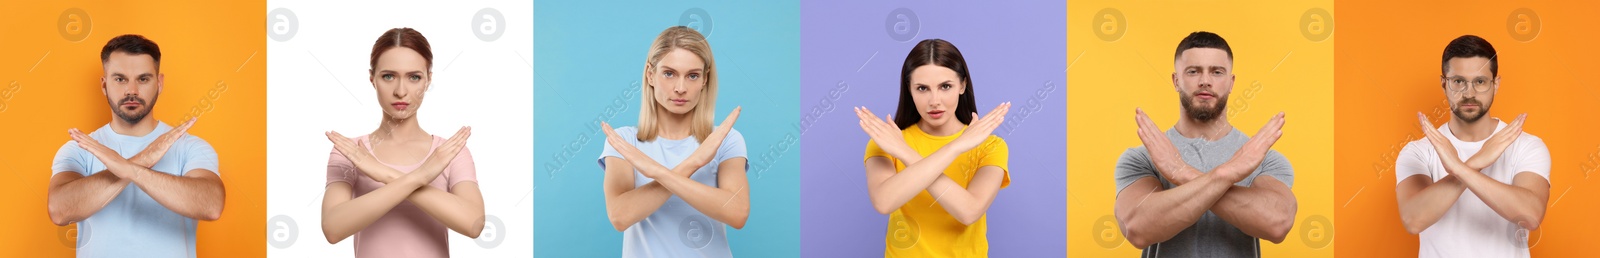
top-left (799, 0), bottom-right (1065, 257)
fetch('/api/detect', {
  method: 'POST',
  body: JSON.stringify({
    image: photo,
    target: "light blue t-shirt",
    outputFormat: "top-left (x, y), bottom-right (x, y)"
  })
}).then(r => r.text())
top-left (51, 122), bottom-right (220, 258)
top-left (598, 126), bottom-right (747, 258)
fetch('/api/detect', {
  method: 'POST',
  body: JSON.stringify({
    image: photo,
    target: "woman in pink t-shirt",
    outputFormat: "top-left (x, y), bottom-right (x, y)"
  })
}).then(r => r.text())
top-left (319, 28), bottom-right (486, 258)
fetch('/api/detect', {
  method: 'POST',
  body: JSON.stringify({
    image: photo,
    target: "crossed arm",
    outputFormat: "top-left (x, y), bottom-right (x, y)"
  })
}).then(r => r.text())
top-left (48, 119), bottom-right (225, 225)
top-left (1397, 113), bottom-right (1548, 234)
top-left (1114, 110), bottom-right (1296, 249)
top-left (857, 103), bottom-right (1011, 225)
top-left (601, 107), bottom-right (750, 231)
top-left (321, 127), bottom-right (486, 244)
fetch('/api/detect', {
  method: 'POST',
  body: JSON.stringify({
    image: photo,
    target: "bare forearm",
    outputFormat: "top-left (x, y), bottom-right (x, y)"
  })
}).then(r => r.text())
top-left (407, 186), bottom-right (486, 237)
top-left (868, 149), bottom-right (962, 214)
top-left (47, 172), bottom-right (130, 225)
top-left (924, 175), bottom-right (997, 225)
top-left (321, 180), bottom-right (426, 243)
top-left (1117, 174), bottom-right (1233, 248)
top-left (655, 174), bottom-right (749, 229)
top-left (1210, 183), bottom-right (1296, 243)
top-left (129, 169), bottom-right (225, 221)
top-left (605, 181), bottom-right (673, 231)
top-left (1457, 172), bottom-right (1547, 230)
top-left (1397, 175), bottom-right (1466, 234)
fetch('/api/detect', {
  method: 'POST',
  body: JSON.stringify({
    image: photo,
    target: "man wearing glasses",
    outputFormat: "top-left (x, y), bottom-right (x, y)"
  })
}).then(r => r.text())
top-left (1395, 35), bottom-right (1549, 258)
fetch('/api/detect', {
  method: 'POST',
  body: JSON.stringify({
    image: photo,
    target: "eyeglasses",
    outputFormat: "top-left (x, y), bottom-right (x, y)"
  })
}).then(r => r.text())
top-left (1442, 76), bottom-right (1495, 93)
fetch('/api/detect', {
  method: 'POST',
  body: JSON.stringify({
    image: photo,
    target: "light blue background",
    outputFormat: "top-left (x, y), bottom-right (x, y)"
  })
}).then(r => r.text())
top-left (533, 1), bottom-right (801, 257)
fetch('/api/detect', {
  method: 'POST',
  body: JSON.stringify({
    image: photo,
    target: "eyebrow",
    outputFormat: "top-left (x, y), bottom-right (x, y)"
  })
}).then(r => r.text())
top-left (659, 65), bottom-right (701, 73)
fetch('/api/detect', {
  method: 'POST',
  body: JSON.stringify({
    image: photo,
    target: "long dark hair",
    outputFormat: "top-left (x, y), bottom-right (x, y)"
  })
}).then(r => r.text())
top-left (895, 39), bottom-right (977, 129)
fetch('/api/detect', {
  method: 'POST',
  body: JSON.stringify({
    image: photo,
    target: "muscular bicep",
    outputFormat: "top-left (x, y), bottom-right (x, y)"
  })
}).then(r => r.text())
top-left (1114, 176), bottom-right (1162, 218)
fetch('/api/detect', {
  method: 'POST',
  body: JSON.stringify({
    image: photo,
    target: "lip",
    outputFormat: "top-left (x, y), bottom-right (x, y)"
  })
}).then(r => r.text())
top-left (391, 102), bottom-right (411, 110)
top-left (121, 101), bottom-right (141, 108)
top-left (670, 98), bottom-right (690, 106)
top-left (927, 110), bottom-right (945, 119)
top-left (1194, 91), bottom-right (1216, 99)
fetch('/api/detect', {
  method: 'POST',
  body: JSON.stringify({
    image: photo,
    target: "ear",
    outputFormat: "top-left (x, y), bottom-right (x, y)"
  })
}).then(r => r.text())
top-left (157, 73), bottom-right (165, 94)
top-left (1170, 72), bottom-right (1179, 92)
top-left (100, 77), bottom-right (109, 97)
top-left (368, 69), bottom-right (376, 85)
top-left (643, 64), bottom-right (654, 88)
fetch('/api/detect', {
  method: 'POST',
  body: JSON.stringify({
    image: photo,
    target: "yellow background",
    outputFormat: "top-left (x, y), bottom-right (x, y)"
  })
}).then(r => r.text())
top-left (0, 1), bottom-right (266, 257)
top-left (1067, 0), bottom-right (1335, 256)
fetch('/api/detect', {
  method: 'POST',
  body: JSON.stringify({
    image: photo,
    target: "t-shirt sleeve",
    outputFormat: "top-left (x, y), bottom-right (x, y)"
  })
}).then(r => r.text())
top-left (1395, 140), bottom-right (1437, 185)
top-left (52, 141), bottom-right (88, 176)
top-left (1249, 150), bottom-right (1293, 188)
top-left (597, 126), bottom-right (639, 170)
top-left (445, 147), bottom-right (479, 190)
top-left (715, 129), bottom-right (749, 171)
top-left (327, 145), bottom-right (357, 186)
top-left (1513, 134), bottom-right (1552, 181)
top-left (863, 139), bottom-right (889, 162)
top-left (179, 136), bottom-right (221, 176)
top-left (978, 136), bottom-right (1011, 189)
top-left (1114, 147), bottom-right (1159, 195)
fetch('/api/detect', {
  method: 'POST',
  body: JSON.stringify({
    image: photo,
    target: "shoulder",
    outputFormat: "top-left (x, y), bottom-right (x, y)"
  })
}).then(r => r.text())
top-left (1512, 132), bottom-right (1548, 150)
top-left (615, 126), bottom-right (642, 142)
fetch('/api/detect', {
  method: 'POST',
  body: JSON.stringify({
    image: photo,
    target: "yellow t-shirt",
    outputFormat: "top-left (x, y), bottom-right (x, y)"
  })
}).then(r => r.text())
top-left (863, 124), bottom-right (1010, 258)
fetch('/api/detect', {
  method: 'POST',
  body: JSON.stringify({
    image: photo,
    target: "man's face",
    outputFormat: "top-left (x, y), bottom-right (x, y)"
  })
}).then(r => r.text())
top-left (1172, 48), bottom-right (1234, 122)
top-left (1443, 57), bottom-right (1498, 124)
top-left (102, 51), bottom-right (161, 124)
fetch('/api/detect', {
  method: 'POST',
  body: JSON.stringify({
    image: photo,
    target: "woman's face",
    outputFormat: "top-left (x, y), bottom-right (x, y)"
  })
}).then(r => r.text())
top-left (908, 64), bottom-right (965, 128)
top-left (370, 47), bottom-right (431, 120)
top-left (649, 48), bottom-right (706, 115)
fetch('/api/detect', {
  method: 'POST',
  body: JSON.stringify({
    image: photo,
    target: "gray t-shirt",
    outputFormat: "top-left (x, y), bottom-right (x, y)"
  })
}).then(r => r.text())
top-left (1114, 128), bottom-right (1293, 258)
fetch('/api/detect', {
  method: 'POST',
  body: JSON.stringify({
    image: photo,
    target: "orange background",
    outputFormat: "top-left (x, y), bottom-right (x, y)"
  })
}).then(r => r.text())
top-left (0, 1), bottom-right (266, 257)
top-left (1334, 1), bottom-right (1600, 256)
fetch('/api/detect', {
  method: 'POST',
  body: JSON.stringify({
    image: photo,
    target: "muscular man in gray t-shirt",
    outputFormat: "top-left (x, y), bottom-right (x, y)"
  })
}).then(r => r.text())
top-left (1112, 31), bottom-right (1298, 257)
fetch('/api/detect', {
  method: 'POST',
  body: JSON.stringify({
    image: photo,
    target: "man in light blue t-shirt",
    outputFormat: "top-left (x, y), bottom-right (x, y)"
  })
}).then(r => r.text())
top-left (46, 34), bottom-right (225, 258)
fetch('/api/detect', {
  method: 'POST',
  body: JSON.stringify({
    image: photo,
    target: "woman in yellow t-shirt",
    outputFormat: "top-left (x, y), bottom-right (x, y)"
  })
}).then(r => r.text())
top-left (855, 38), bottom-right (1013, 258)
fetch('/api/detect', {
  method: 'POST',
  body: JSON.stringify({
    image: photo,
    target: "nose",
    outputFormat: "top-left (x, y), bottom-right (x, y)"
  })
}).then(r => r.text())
top-left (671, 78), bottom-right (686, 95)
top-left (122, 83), bottom-right (139, 97)
top-left (392, 80), bottom-right (410, 99)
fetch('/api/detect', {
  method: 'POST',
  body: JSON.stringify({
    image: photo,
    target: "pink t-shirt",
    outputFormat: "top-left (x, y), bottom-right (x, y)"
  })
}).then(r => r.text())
top-left (326, 134), bottom-right (477, 258)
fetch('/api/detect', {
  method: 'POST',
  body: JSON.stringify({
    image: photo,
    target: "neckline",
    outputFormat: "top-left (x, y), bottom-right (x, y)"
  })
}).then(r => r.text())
top-left (364, 134), bottom-right (438, 167)
top-left (911, 123), bottom-right (966, 140)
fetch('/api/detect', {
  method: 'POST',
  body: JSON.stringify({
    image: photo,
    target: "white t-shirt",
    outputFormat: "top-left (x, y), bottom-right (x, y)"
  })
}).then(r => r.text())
top-left (1395, 119), bottom-right (1550, 258)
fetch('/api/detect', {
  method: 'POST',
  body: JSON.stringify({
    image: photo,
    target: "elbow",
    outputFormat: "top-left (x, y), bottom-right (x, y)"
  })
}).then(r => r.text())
top-left (1117, 217), bottom-right (1154, 249)
top-left (871, 197), bottom-right (898, 215)
top-left (1263, 204), bottom-right (1297, 243)
top-left (321, 225), bottom-right (344, 244)
top-left (953, 209), bottom-right (982, 226)
top-left (1123, 229), bottom-right (1155, 250)
top-left (1401, 218), bottom-right (1427, 235)
top-left (47, 201), bottom-right (71, 226)
top-left (726, 208), bottom-right (750, 230)
top-left (1517, 214), bottom-right (1543, 231)
top-left (198, 205), bottom-right (223, 221)
top-left (463, 215), bottom-right (487, 238)
top-left (607, 213), bottom-right (632, 232)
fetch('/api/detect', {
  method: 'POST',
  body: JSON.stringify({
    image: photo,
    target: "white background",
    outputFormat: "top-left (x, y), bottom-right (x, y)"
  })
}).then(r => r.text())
top-left (265, 0), bottom-right (531, 257)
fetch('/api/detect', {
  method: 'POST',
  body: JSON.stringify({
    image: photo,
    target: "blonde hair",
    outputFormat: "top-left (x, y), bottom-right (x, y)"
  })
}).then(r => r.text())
top-left (638, 26), bottom-right (717, 142)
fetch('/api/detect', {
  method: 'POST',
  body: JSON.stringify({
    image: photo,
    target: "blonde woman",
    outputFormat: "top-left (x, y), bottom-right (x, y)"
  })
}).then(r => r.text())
top-left (599, 26), bottom-right (749, 257)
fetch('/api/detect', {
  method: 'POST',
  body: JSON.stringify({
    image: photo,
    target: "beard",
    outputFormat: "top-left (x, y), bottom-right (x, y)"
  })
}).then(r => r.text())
top-left (1179, 90), bottom-right (1229, 122)
top-left (1451, 98), bottom-right (1491, 123)
top-left (107, 93), bottom-right (157, 124)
